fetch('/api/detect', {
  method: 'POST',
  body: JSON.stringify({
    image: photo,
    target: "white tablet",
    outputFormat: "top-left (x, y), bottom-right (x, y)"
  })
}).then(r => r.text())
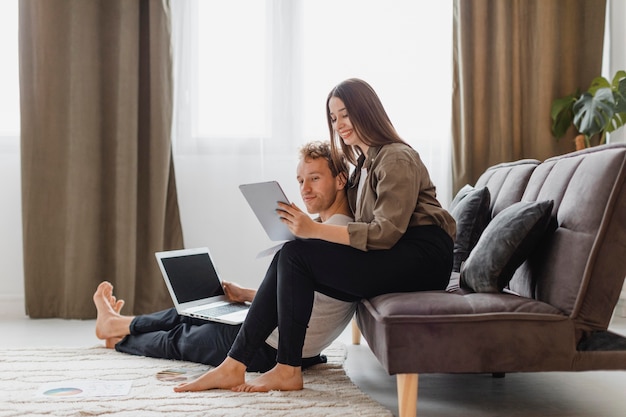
top-left (239, 181), bottom-right (295, 241)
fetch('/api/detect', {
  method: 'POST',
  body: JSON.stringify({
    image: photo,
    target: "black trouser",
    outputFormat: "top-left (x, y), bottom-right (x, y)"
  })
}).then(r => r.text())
top-left (115, 308), bottom-right (325, 372)
top-left (228, 225), bottom-right (453, 367)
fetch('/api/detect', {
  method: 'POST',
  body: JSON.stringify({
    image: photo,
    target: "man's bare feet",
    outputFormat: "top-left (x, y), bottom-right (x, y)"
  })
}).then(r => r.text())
top-left (93, 281), bottom-right (132, 348)
top-left (232, 363), bottom-right (303, 392)
top-left (174, 357), bottom-right (247, 392)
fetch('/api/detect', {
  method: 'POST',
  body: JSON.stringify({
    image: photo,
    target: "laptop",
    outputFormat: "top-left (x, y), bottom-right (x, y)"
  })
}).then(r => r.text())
top-left (239, 180), bottom-right (296, 241)
top-left (155, 247), bottom-right (250, 325)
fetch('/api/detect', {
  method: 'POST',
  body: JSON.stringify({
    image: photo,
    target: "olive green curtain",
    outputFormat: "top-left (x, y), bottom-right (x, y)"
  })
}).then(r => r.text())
top-left (19, 0), bottom-right (183, 318)
top-left (452, 0), bottom-right (606, 192)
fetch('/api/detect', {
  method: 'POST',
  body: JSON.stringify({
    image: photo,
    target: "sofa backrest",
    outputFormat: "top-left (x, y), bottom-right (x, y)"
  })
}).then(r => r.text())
top-left (474, 159), bottom-right (540, 219)
top-left (514, 144), bottom-right (626, 330)
top-left (477, 144), bottom-right (626, 331)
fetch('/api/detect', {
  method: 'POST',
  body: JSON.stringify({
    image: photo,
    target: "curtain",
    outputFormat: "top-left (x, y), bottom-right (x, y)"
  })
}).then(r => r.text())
top-left (451, 0), bottom-right (607, 192)
top-left (19, 0), bottom-right (183, 319)
top-left (606, 0), bottom-right (626, 145)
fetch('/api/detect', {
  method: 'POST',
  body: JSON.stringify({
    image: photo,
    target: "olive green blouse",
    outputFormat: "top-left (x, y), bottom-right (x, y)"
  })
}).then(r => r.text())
top-left (346, 143), bottom-right (456, 251)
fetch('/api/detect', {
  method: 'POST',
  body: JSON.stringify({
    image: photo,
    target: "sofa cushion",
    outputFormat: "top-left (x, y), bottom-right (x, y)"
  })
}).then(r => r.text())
top-left (449, 185), bottom-right (491, 272)
top-left (356, 294), bottom-right (573, 374)
top-left (460, 200), bottom-right (554, 293)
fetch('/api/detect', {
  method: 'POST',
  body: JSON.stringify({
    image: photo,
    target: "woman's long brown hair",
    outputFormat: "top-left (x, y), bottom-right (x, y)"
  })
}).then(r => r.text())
top-left (326, 78), bottom-right (409, 166)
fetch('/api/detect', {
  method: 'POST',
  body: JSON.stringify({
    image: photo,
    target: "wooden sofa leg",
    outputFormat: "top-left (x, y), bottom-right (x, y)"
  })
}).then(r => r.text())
top-left (351, 317), bottom-right (361, 345)
top-left (397, 373), bottom-right (418, 417)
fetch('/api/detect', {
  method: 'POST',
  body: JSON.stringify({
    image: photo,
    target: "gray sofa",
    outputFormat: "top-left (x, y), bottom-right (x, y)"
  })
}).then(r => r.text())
top-left (354, 143), bottom-right (626, 417)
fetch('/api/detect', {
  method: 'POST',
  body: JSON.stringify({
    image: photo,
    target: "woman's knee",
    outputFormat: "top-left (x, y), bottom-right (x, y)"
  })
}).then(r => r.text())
top-left (280, 239), bottom-right (341, 261)
top-left (278, 240), bottom-right (315, 270)
top-left (276, 240), bottom-right (317, 288)
top-left (280, 239), bottom-right (310, 258)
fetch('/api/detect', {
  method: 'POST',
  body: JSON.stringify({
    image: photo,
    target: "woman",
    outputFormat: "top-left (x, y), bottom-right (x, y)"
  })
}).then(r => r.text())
top-left (175, 78), bottom-right (455, 393)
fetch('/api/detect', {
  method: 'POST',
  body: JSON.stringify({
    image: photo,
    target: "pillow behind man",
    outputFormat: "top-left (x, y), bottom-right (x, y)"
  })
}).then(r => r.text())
top-left (449, 185), bottom-right (492, 272)
top-left (460, 199), bottom-right (555, 293)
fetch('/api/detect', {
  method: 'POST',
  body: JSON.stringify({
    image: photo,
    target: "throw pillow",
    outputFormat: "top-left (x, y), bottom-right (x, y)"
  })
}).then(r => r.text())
top-left (449, 184), bottom-right (473, 211)
top-left (449, 185), bottom-right (491, 272)
top-left (460, 199), bottom-right (554, 293)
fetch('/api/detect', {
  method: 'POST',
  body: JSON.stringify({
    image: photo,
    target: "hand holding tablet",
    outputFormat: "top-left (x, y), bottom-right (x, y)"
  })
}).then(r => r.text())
top-left (239, 181), bottom-right (296, 241)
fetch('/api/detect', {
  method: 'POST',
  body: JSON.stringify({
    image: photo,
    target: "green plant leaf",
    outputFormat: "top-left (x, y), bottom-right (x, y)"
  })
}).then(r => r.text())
top-left (607, 112), bottom-right (626, 133)
top-left (612, 71), bottom-right (626, 88)
top-left (588, 76), bottom-right (611, 95)
top-left (573, 88), bottom-right (615, 138)
top-left (550, 94), bottom-right (576, 139)
top-left (550, 71), bottom-right (626, 146)
top-left (614, 76), bottom-right (626, 113)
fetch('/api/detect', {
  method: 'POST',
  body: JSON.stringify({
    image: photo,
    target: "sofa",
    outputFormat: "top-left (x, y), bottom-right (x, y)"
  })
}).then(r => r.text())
top-left (353, 143), bottom-right (626, 417)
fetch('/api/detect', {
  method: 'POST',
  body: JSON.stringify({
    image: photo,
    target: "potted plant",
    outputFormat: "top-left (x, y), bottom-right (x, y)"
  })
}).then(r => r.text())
top-left (551, 70), bottom-right (626, 150)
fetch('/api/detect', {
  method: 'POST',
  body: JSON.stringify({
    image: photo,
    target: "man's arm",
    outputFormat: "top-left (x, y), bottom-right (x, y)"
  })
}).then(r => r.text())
top-left (222, 281), bottom-right (256, 303)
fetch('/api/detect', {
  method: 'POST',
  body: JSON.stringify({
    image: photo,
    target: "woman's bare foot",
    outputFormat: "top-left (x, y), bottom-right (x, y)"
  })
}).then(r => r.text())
top-left (232, 363), bottom-right (303, 392)
top-left (93, 281), bottom-right (132, 348)
top-left (174, 357), bottom-right (246, 392)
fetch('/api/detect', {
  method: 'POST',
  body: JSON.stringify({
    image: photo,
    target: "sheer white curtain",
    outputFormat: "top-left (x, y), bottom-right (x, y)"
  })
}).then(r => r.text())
top-left (172, 1), bottom-right (454, 181)
top-left (604, 0), bottom-right (626, 145)
top-left (604, 1), bottom-right (626, 314)
top-left (169, 0), bottom-right (454, 287)
top-left (0, 0), bottom-right (19, 145)
top-left (0, 0), bottom-right (23, 315)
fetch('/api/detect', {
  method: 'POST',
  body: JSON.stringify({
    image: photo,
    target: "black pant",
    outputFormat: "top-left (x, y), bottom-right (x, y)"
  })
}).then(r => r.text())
top-left (228, 225), bottom-right (453, 367)
top-left (115, 308), bottom-right (326, 372)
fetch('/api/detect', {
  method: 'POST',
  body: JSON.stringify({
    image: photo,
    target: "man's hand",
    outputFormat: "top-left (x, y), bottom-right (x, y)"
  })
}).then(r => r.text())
top-left (222, 281), bottom-right (256, 303)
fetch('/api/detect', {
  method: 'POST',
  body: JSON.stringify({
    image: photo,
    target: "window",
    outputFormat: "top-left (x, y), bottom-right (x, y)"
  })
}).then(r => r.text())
top-left (195, 0), bottom-right (268, 139)
top-left (0, 0), bottom-right (20, 146)
top-left (171, 0), bottom-right (453, 199)
top-left (172, 1), bottom-right (453, 147)
top-left (297, 1), bottom-right (452, 150)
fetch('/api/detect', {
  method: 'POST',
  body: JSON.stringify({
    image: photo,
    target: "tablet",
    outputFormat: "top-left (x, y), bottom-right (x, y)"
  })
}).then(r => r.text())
top-left (239, 181), bottom-right (295, 241)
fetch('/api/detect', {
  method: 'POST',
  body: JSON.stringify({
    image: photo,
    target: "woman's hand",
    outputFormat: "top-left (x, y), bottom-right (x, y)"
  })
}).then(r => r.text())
top-left (222, 281), bottom-right (255, 303)
top-left (277, 202), bottom-right (318, 239)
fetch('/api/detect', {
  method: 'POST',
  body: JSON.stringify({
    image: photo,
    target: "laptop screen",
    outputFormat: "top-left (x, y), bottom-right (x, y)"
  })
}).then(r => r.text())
top-left (160, 253), bottom-right (225, 304)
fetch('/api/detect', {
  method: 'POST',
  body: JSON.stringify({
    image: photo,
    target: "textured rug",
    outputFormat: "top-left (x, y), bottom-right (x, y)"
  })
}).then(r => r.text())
top-left (0, 343), bottom-right (392, 417)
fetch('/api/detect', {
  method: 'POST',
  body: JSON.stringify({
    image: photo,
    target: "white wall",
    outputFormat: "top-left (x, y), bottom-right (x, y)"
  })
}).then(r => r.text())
top-left (174, 151), bottom-right (302, 292)
top-left (0, 142), bottom-right (24, 317)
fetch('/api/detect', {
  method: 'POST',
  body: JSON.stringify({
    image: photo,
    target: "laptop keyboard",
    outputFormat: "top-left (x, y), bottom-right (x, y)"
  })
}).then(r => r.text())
top-left (195, 303), bottom-right (248, 317)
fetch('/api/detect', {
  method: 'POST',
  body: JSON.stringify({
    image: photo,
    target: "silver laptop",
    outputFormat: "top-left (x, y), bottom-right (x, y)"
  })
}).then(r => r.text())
top-left (155, 247), bottom-right (249, 325)
top-left (239, 180), bottom-right (295, 241)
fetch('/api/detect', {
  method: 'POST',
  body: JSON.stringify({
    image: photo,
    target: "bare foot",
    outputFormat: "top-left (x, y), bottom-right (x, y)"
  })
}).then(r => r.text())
top-left (93, 281), bottom-right (132, 348)
top-left (232, 363), bottom-right (303, 392)
top-left (108, 292), bottom-right (125, 314)
top-left (174, 357), bottom-right (246, 392)
top-left (104, 336), bottom-right (124, 349)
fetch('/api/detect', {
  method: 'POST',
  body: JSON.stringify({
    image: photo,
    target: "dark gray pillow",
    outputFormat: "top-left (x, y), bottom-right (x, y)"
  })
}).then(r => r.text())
top-left (449, 184), bottom-right (475, 211)
top-left (460, 200), bottom-right (554, 293)
top-left (449, 185), bottom-right (491, 272)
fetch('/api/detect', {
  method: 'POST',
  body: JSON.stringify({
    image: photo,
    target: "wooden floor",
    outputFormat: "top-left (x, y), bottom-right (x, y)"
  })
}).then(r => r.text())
top-left (2, 313), bottom-right (626, 417)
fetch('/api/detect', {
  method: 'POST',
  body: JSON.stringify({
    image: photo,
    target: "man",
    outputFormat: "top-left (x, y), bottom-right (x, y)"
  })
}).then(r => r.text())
top-left (93, 141), bottom-right (355, 372)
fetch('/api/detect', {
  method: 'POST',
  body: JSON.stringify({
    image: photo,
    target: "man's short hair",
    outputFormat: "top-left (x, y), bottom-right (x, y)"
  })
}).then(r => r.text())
top-left (299, 141), bottom-right (349, 180)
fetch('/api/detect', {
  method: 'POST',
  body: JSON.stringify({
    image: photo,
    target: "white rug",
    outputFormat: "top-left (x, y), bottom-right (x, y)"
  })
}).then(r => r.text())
top-left (0, 343), bottom-right (392, 417)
